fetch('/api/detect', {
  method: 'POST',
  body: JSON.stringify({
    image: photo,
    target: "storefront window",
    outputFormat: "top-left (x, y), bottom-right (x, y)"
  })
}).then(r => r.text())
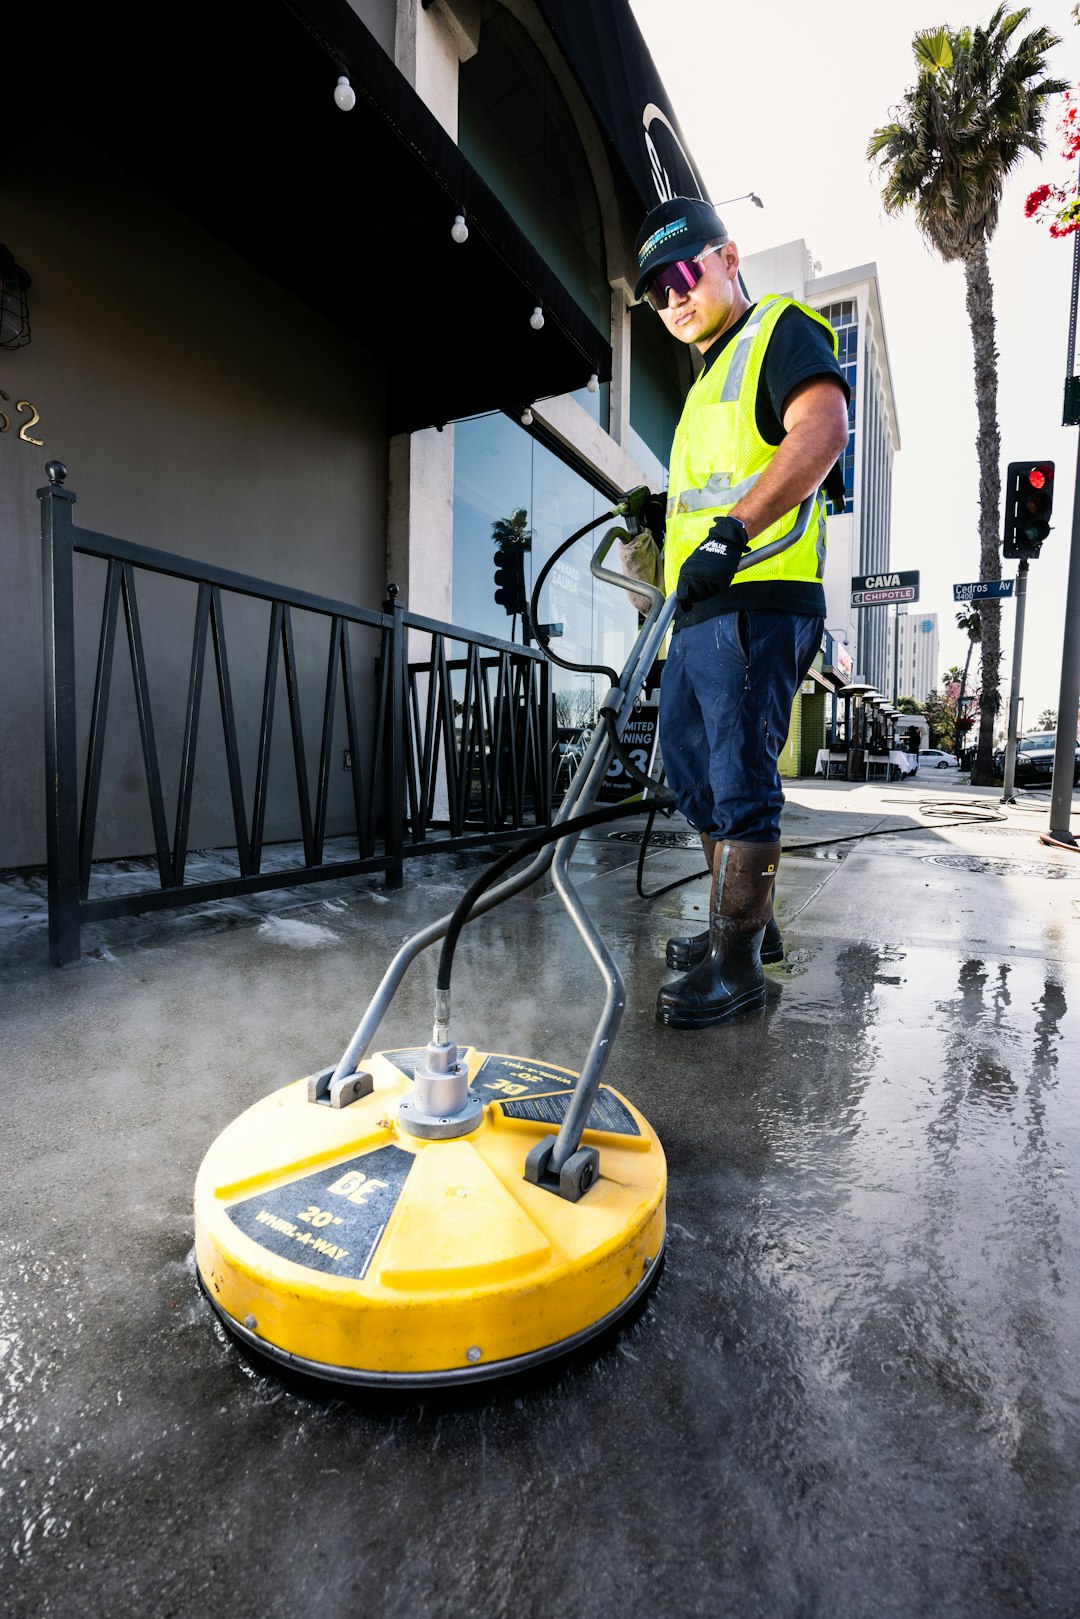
top-left (453, 414), bottom-right (639, 728)
top-left (628, 302), bottom-right (691, 485)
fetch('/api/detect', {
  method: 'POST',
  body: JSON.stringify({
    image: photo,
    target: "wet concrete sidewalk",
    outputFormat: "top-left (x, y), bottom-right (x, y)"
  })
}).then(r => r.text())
top-left (2, 773), bottom-right (1078, 1618)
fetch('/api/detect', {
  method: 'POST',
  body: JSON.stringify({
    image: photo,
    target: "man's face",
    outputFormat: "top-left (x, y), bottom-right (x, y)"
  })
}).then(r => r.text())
top-left (655, 241), bottom-right (744, 352)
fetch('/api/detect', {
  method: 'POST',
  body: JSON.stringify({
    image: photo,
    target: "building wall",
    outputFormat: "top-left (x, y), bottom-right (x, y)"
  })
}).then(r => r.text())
top-left (1, 133), bottom-right (387, 867)
top-left (885, 611), bottom-right (941, 705)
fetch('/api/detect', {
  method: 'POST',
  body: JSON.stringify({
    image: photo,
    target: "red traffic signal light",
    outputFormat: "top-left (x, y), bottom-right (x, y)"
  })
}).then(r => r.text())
top-left (1003, 460), bottom-right (1055, 558)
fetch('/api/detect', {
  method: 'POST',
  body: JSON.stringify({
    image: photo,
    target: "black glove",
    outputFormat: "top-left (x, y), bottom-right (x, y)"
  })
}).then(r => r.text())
top-left (675, 515), bottom-right (750, 607)
top-left (643, 491), bottom-right (668, 545)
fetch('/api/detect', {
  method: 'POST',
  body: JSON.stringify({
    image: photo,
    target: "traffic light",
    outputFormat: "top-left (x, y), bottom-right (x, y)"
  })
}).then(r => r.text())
top-left (493, 537), bottom-right (527, 616)
top-left (1003, 461), bottom-right (1055, 558)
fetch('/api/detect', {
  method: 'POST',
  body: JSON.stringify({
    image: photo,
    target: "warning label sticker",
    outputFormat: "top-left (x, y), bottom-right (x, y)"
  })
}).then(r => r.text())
top-left (498, 1089), bottom-right (641, 1137)
top-left (472, 1054), bottom-right (577, 1097)
top-left (470, 1056), bottom-right (640, 1136)
top-left (225, 1143), bottom-right (414, 1280)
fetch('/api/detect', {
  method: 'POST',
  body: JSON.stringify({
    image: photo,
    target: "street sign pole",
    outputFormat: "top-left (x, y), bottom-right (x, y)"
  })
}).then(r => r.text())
top-left (1000, 560), bottom-right (1029, 803)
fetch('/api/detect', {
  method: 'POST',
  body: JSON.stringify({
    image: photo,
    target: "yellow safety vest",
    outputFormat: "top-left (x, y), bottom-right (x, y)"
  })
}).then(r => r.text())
top-left (664, 295), bottom-right (839, 600)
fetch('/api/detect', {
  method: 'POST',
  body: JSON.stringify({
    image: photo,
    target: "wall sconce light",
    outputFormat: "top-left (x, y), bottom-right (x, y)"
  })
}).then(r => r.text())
top-left (0, 246), bottom-right (31, 350)
top-left (333, 74), bottom-right (356, 111)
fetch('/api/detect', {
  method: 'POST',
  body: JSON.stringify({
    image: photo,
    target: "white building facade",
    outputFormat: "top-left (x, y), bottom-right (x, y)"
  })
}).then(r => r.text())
top-left (884, 610), bottom-right (941, 706)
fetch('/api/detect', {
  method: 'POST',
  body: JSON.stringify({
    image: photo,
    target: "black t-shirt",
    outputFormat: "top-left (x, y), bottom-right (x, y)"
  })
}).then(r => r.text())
top-left (675, 302), bottom-right (850, 627)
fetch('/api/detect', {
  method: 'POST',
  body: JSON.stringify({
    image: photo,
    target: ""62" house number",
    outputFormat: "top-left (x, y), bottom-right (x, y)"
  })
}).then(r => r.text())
top-left (0, 388), bottom-right (43, 445)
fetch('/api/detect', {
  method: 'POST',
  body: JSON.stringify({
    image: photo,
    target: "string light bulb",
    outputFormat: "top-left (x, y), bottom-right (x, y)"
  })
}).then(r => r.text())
top-left (451, 214), bottom-right (469, 244)
top-left (529, 306), bottom-right (545, 330)
top-left (586, 373), bottom-right (599, 393)
top-left (334, 75), bottom-right (356, 111)
top-left (520, 406), bottom-right (534, 426)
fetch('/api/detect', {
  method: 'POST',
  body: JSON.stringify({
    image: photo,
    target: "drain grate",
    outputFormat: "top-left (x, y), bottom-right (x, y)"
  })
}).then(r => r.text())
top-left (925, 853), bottom-right (1080, 880)
top-left (608, 830), bottom-right (701, 848)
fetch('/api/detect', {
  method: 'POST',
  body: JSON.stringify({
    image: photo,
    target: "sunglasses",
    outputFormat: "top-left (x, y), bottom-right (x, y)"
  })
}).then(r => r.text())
top-left (643, 242), bottom-right (726, 311)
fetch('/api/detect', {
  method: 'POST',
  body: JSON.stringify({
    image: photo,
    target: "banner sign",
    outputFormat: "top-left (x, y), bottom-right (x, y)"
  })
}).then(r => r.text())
top-left (597, 705), bottom-right (659, 802)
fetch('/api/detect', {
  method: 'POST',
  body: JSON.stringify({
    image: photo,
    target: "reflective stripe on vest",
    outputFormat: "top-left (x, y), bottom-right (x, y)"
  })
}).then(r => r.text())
top-left (663, 295), bottom-right (838, 599)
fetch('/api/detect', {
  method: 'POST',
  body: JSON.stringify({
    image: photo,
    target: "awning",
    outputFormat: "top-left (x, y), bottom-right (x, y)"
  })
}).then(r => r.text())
top-left (6, 0), bottom-right (610, 436)
top-left (807, 665), bottom-right (845, 695)
top-left (531, 0), bottom-right (709, 210)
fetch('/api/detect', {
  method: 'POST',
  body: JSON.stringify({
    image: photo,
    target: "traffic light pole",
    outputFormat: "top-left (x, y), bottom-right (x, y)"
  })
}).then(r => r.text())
top-left (1000, 558), bottom-right (1028, 804)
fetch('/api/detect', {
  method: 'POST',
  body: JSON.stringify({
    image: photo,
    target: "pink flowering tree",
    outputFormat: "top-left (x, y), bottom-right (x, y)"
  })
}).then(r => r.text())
top-left (1025, 85), bottom-right (1080, 235)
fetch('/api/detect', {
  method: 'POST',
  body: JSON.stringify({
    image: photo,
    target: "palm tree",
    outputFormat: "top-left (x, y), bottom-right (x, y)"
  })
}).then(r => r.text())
top-left (868, 7), bottom-right (1066, 783)
top-left (491, 507), bottom-right (534, 643)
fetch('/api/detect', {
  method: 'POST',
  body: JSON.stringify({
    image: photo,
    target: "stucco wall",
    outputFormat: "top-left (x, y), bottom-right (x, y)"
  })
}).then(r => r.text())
top-left (1, 132), bottom-right (388, 867)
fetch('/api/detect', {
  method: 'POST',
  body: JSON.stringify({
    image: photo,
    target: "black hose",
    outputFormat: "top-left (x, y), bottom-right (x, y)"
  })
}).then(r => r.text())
top-left (634, 803), bottom-right (710, 900)
top-left (435, 797), bottom-right (653, 996)
top-left (632, 797), bottom-right (1006, 900)
top-left (529, 510), bottom-right (620, 685)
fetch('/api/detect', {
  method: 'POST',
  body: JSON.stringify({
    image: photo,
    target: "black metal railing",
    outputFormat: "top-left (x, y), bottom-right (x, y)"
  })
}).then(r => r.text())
top-left (39, 467), bottom-right (551, 965)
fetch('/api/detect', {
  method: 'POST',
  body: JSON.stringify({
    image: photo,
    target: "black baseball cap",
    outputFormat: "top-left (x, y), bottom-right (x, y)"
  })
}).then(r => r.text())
top-left (634, 196), bottom-right (728, 300)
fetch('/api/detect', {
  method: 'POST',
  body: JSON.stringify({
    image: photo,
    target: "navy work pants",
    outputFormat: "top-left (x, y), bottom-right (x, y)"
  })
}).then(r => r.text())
top-left (659, 609), bottom-right (824, 844)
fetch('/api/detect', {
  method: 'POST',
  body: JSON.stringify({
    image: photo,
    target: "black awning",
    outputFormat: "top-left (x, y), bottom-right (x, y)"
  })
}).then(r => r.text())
top-left (531, 0), bottom-right (709, 212)
top-left (5, 0), bottom-right (610, 436)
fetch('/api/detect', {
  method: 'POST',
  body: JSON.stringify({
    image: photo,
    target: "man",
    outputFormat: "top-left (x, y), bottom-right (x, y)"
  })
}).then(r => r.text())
top-left (622, 196), bottom-right (849, 1030)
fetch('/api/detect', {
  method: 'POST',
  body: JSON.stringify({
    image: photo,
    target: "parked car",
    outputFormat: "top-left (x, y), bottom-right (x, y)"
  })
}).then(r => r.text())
top-left (991, 732), bottom-right (1080, 786)
top-left (918, 748), bottom-right (959, 770)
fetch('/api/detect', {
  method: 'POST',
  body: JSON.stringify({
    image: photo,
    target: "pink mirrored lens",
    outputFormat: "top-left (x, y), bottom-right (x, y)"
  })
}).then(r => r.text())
top-left (645, 258), bottom-right (702, 310)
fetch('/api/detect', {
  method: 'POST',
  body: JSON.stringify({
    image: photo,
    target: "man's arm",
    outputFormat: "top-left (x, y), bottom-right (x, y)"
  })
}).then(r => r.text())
top-left (729, 377), bottom-right (850, 539)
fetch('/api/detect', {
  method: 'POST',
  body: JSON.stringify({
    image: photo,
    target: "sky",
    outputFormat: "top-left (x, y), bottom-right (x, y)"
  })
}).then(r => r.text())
top-left (630, 0), bottom-right (1079, 726)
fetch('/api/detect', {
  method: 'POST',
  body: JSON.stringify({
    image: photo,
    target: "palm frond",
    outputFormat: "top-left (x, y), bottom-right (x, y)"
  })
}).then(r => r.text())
top-left (868, 9), bottom-right (1064, 260)
top-left (914, 27), bottom-right (954, 72)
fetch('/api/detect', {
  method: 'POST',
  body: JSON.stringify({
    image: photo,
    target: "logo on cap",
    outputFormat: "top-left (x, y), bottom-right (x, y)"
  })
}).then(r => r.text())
top-left (637, 218), bottom-right (688, 268)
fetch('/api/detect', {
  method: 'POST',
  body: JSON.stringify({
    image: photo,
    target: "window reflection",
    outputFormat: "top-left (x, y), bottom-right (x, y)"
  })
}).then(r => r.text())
top-left (452, 413), bottom-right (640, 730)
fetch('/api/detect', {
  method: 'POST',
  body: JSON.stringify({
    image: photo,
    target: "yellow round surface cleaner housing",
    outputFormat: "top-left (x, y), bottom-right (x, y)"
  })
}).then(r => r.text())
top-left (194, 1046), bottom-right (666, 1386)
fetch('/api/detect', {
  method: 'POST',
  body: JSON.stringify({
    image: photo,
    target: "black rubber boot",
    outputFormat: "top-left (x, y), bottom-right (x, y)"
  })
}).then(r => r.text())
top-left (656, 842), bottom-right (781, 1030)
top-left (666, 914), bottom-right (784, 970)
top-left (665, 828), bottom-right (782, 968)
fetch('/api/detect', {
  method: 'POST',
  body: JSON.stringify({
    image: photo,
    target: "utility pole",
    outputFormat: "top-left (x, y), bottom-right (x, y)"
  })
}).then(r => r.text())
top-left (1048, 217), bottom-right (1080, 846)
